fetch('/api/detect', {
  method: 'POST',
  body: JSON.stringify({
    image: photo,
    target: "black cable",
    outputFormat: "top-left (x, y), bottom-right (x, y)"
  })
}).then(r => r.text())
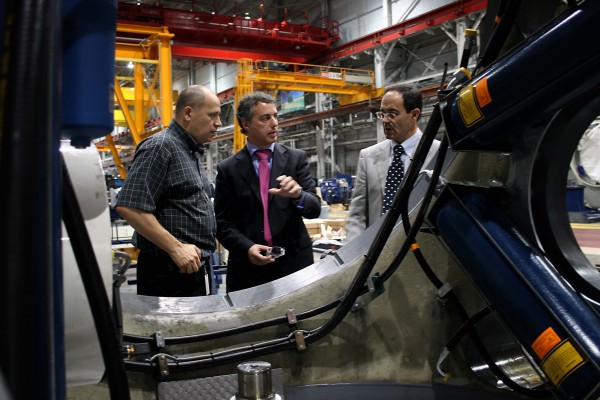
top-left (62, 155), bottom-right (131, 400)
top-left (475, 0), bottom-right (522, 73)
top-left (412, 245), bottom-right (444, 289)
top-left (357, 99), bottom-right (553, 397)
top-left (377, 105), bottom-right (446, 285)
top-left (125, 336), bottom-right (296, 374)
top-left (122, 297), bottom-right (342, 345)
top-left (440, 63), bottom-right (449, 89)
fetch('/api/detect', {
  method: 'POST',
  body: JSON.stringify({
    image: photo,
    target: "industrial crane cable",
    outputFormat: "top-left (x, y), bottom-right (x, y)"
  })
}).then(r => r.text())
top-left (62, 156), bottom-right (131, 400)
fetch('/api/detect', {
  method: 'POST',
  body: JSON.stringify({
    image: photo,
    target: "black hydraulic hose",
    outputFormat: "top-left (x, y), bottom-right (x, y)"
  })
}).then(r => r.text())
top-left (398, 101), bottom-right (447, 239)
top-left (475, 0), bottom-right (522, 72)
top-left (121, 293), bottom-right (368, 373)
top-left (412, 245), bottom-right (444, 289)
top-left (303, 104), bottom-right (445, 345)
top-left (123, 297), bottom-right (342, 345)
top-left (125, 335), bottom-right (296, 373)
top-left (61, 156), bottom-right (130, 400)
top-left (410, 238), bottom-right (552, 397)
top-left (378, 105), bottom-right (446, 284)
top-left (362, 104), bottom-right (553, 397)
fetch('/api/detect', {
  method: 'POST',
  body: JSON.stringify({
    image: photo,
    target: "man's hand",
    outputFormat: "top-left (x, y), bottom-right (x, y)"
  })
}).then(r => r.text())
top-left (169, 244), bottom-right (203, 274)
top-left (248, 244), bottom-right (276, 266)
top-left (268, 175), bottom-right (302, 199)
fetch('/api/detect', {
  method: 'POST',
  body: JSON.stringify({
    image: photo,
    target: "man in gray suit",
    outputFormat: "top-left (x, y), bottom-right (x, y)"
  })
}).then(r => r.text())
top-left (345, 84), bottom-right (440, 242)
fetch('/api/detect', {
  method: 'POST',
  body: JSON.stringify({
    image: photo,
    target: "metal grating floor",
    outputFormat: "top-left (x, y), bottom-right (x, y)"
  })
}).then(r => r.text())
top-left (157, 369), bottom-right (284, 400)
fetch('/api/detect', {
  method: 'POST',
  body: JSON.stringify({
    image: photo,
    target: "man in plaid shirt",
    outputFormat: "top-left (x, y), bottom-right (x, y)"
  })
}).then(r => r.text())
top-left (116, 85), bottom-right (221, 297)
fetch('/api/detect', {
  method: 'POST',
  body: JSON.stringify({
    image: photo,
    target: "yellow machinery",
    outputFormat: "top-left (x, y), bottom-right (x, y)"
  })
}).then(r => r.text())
top-left (104, 29), bottom-right (382, 175)
top-left (102, 23), bottom-right (175, 179)
top-left (233, 58), bottom-right (382, 153)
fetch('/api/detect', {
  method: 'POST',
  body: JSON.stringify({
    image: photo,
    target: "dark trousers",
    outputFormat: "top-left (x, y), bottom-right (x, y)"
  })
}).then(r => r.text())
top-left (136, 251), bottom-right (211, 297)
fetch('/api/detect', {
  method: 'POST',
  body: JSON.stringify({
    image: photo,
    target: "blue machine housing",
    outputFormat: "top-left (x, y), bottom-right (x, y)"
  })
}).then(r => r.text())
top-left (441, 0), bottom-right (600, 151)
top-left (62, 0), bottom-right (117, 147)
top-left (433, 188), bottom-right (600, 399)
top-left (319, 174), bottom-right (353, 205)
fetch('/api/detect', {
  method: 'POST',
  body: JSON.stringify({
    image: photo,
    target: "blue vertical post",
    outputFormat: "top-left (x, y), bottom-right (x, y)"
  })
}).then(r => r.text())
top-left (62, 0), bottom-right (117, 147)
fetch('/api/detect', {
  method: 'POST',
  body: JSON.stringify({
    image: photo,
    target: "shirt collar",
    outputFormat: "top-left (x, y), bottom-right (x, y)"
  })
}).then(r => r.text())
top-left (170, 120), bottom-right (205, 155)
top-left (391, 128), bottom-right (422, 158)
top-left (247, 141), bottom-right (275, 157)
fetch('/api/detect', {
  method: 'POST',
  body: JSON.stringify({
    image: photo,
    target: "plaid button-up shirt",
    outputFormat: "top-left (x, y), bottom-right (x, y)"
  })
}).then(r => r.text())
top-left (116, 120), bottom-right (216, 257)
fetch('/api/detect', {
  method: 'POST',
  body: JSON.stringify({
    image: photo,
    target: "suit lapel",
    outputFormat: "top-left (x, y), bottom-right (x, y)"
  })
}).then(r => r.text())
top-left (375, 141), bottom-right (391, 195)
top-left (270, 144), bottom-right (288, 204)
top-left (235, 148), bottom-right (262, 202)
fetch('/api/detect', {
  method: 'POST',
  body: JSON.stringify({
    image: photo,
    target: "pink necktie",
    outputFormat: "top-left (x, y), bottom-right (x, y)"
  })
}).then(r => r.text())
top-left (255, 149), bottom-right (273, 245)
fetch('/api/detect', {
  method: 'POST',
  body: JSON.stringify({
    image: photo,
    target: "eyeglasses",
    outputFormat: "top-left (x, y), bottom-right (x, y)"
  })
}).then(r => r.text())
top-left (375, 111), bottom-right (400, 120)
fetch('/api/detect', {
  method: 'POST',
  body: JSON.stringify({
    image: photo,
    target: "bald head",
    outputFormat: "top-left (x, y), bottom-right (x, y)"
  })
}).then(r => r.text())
top-left (175, 85), bottom-right (213, 119)
top-left (174, 85), bottom-right (222, 144)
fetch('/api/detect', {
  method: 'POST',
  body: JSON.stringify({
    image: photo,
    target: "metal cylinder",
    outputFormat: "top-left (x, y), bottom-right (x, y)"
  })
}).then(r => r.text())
top-left (235, 361), bottom-right (274, 400)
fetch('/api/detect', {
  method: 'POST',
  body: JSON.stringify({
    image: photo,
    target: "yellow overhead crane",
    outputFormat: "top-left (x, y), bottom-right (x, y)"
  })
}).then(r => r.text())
top-left (105, 23), bottom-right (175, 178)
top-left (233, 58), bottom-right (383, 153)
top-left (105, 26), bottom-right (382, 176)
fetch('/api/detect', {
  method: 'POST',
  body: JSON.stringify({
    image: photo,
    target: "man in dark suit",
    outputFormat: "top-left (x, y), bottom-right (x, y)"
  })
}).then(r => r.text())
top-left (214, 91), bottom-right (321, 292)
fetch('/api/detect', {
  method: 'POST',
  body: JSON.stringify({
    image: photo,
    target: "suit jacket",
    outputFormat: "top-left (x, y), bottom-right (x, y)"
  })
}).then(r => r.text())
top-left (214, 143), bottom-right (321, 292)
top-left (345, 131), bottom-right (440, 242)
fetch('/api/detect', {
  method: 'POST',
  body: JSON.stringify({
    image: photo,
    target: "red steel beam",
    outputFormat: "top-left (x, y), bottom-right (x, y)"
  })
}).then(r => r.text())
top-left (171, 45), bottom-right (310, 64)
top-left (318, 0), bottom-right (488, 64)
top-left (117, 3), bottom-right (339, 61)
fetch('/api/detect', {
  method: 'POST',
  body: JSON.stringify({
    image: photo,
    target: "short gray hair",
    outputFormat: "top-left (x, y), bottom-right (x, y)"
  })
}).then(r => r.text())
top-left (236, 91), bottom-right (276, 134)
